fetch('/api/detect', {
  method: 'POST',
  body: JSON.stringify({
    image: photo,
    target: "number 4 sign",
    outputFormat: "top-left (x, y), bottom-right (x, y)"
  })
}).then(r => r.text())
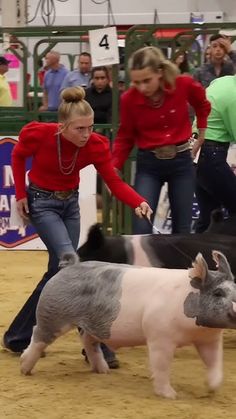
top-left (89, 26), bottom-right (120, 67)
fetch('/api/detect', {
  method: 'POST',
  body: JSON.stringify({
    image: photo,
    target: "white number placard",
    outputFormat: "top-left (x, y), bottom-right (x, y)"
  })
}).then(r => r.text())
top-left (89, 26), bottom-right (120, 67)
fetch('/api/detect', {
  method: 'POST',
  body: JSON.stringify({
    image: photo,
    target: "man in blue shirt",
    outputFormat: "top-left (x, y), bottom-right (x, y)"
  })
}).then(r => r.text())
top-left (60, 52), bottom-right (91, 90)
top-left (40, 51), bottom-right (68, 111)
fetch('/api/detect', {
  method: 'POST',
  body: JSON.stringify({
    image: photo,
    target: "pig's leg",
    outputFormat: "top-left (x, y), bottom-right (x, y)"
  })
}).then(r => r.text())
top-left (147, 339), bottom-right (177, 399)
top-left (20, 323), bottom-right (72, 375)
top-left (81, 332), bottom-right (109, 374)
top-left (20, 326), bottom-right (48, 375)
top-left (195, 335), bottom-right (223, 391)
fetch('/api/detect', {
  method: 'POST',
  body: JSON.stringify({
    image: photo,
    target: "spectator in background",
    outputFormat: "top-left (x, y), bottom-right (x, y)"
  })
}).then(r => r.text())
top-left (37, 58), bottom-right (49, 87)
top-left (0, 56), bottom-right (12, 107)
top-left (204, 45), bottom-right (211, 64)
top-left (85, 66), bottom-right (112, 124)
top-left (39, 51), bottom-right (68, 111)
top-left (108, 67), bottom-right (126, 93)
top-left (118, 73), bottom-right (126, 94)
top-left (172, 50), bottom-right (191, 74)
top-left (193, 34), bottom-right (236, 88)
top-left (60, 52), bottom-right (91, 90)
top-left (172, 50), bottom-right (195, 122)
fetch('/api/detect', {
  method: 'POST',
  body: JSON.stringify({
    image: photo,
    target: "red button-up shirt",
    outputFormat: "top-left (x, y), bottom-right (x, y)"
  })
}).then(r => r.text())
top-left (12, 121), bottom-right (145, 208)
top-left (113, 75), bottom-right (211, 170)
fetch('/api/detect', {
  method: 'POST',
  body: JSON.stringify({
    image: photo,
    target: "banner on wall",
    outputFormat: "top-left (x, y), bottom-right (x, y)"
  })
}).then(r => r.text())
top-left (0, 136), bottom-right (97, 250)
top-left (4, 53), bottom-right (21, 102)
top-left (0, 137), bottom-right (39, 249)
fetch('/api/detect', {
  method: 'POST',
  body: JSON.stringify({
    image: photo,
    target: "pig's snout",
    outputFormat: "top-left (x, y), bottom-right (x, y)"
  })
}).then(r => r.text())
top-left (227, 301), bottom-right (236, 324)
top-left (228, 301), bottom-right (236, 321)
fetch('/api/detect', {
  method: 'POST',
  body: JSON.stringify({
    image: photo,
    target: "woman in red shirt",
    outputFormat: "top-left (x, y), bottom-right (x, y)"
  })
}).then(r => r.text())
top-left (112, 46), bottom-right (211, 234)
top-left (3, 86), bottom-right (152, 367)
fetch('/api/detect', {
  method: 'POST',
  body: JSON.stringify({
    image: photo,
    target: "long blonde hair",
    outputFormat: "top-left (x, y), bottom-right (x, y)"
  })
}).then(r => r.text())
top-left (58, 86), bottom-right (94, 131)
top-left (128, 46), bottom-right (179, 88)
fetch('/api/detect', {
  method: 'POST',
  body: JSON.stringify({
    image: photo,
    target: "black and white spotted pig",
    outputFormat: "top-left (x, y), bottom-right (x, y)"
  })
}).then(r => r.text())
top-left (78, 223), bottom-right (236, 274)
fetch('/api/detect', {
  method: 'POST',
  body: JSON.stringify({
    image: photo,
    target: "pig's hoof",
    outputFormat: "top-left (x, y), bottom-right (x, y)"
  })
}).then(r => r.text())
top-left (155, 386), bottom-right (177, 399)
top-left (20, 363), bottom-right (32, 376)
top-left (92, 360), bottom-right (109, 374)
top-left (208, 371), bottom-right (223, 391)
top-left (208, 382), bottom-right (221, 394)
top-left (20, 353), bottom-right (32, 375)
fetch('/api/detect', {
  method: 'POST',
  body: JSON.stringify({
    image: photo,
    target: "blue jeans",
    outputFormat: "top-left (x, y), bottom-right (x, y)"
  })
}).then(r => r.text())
top-left (133, 149), bottom-right (195, 234)
top-left (28, 187), bottom-right (80, 280)
top-left (195, 141), bottom-right (236, 232)
top-left (3, 186), bottom-right (80, 352)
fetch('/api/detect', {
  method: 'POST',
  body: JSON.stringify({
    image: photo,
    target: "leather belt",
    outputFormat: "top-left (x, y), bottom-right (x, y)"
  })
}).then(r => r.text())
top-left (29, 183), bottom-right (78, 200)
top-left (151, 141), bottom-right (190, 160)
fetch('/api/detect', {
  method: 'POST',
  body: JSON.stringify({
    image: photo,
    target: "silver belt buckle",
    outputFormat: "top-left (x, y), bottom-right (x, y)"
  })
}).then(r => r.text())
top-left (153, 145), bottom-right (177, 159)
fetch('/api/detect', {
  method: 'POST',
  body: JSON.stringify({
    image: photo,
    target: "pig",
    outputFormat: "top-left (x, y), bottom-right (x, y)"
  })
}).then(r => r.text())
top-left (78, 223), bottom-right (236, 275)
top-left (206, 209), bottom-right (236, 236)
top-left (20, 251), bottom-right (236, 399)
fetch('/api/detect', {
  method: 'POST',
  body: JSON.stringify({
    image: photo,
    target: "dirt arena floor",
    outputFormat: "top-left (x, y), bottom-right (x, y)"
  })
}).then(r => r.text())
top-left (1, 250), bottom-right (236, 419)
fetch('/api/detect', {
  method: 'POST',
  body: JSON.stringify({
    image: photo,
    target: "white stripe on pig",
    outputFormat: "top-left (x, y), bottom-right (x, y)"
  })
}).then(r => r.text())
top-left (130, 235), bottom-right (153, 267)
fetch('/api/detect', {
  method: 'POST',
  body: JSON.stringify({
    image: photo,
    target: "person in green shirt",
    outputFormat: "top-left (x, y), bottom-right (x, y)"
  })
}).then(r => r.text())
top-left (195, 75), bottom-right (236, 232)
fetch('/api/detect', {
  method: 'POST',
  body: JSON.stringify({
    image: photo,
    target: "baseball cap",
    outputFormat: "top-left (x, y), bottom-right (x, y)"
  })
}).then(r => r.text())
top-left (118, 72), bottom-right (125, 83)
top-left (0, 56), bottom-right (11, 65)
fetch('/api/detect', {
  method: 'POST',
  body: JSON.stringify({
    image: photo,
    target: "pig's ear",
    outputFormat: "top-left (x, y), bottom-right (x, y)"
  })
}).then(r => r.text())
top-left (87, 223), bottom-right (105, 249)
top-left (212, 250), bottom-right (234, 280)
top-left (189, 253), bottom-right (208, 281)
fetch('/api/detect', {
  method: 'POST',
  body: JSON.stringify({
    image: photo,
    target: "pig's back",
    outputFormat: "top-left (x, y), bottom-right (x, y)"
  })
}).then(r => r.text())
top-left (111, 268), bottom-right (192, 327)
top-left (120, 266), bottom-right (190, 299)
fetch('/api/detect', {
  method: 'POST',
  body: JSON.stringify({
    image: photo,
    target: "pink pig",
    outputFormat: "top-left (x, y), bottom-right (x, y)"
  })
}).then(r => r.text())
top-left (20, 251), bottom-right (236, 399)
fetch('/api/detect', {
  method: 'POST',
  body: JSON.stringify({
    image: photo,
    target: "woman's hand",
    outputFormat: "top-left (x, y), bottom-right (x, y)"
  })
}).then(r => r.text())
top-left (135, 202), bottom-right (153, 220)
top-left (16, 198), bottom-right (30, 221)
top-left (191, 138), bottom-right (204, 159)
top-left (190, 128), bottom-right (205, 160)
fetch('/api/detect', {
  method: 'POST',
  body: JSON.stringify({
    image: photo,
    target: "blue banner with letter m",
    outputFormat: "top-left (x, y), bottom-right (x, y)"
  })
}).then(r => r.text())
top-left (0, 137), bottom-right (37, 248)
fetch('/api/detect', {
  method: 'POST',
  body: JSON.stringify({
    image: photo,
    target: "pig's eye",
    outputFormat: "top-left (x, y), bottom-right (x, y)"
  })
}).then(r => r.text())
top-left (213, 288), bottom-right (226, 298)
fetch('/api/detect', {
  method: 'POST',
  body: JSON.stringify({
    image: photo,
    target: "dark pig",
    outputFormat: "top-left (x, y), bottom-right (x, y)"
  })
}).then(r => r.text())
top-left (78, 223), bottom-right (236, 274)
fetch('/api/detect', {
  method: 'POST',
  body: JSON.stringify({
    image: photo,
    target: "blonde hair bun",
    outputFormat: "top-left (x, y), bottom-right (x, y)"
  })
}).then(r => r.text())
top-left (58, 85), bottom-right (93, 125)
top-left (60, 86), bottom-right (85, 103)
